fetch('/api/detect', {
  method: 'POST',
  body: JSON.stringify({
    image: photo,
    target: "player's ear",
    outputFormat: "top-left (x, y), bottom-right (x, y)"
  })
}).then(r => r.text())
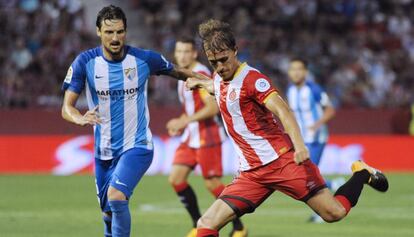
top-left (96, 27), bottom-right (101, 37)
top-left (234, 46), bottom-right (238, 57)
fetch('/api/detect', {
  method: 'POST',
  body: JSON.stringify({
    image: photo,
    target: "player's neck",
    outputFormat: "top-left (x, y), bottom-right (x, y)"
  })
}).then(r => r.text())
top-left (295, 80), bottom-right (306, 88)
top-left (224, 61), bottom-right (242, 81)
top-left (102, 47), bottom-right (125, 61)
top-left (187, 61), bottom-right (197, 70)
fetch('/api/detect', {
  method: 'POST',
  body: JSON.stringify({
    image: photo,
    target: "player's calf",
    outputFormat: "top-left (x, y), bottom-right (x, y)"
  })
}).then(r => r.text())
top-left (318, 204), bottom-right (347, 223)
top-left (307, 188), bottom-right (347, 223)
top-left (102, 212), bottom-right (112, 237)
top-left (107, 187), bottom-right (130, 237)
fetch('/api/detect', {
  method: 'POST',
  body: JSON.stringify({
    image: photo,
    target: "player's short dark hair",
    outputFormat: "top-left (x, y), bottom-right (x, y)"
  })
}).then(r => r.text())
top-left (290, 57), bottom-right (308, 68)
top-left (198, 19), bottom-right (236, 52)
top-left (96, 5), bottom-right (127, 30)
top-left (175, 36), bottom-right (196, 49)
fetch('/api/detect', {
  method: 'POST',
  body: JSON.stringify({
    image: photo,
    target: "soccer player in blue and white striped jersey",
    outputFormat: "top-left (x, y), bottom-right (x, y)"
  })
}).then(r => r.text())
top-left (287, 58), bottom-right (340, 222)
top-left (287, 58), bottom-right (335, 165)
top-left (61, 5), bottom-right (206, 237)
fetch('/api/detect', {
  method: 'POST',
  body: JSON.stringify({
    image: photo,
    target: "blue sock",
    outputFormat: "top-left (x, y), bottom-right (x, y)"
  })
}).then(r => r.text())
top-left (103, 214), bottom-right (112, 237)
top-left (108, 200), bottom-right (131, 237)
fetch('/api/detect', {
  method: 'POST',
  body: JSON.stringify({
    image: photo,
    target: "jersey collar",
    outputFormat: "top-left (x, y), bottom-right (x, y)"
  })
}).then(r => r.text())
top-left (233, 62), bottom-right (247, 80)
top-left (99, 45), bottom-right (129, 63)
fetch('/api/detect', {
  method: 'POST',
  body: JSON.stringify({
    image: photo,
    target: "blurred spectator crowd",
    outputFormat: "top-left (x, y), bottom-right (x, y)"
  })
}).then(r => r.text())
top-left (1, 0), bottom-right (413, 109)
top-left (0, 0), bottom-right (94, 108)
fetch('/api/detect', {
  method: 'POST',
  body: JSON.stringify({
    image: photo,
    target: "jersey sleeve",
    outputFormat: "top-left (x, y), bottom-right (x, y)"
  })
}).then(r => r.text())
top-left (146, 50), bottom-right (174, 75)
top-left (61, 54), bottom-right (87, 94)
top-left (246, 73), bottom-right (278, 104)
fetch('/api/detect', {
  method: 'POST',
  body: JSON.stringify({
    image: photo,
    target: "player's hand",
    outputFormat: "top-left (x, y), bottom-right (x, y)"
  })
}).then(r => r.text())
top-left (166, 116), bottom-right (188, 136)
top-left (308, 122), bottom-right (321, 133)
top-left (185, 77), bottom-right (200, 90)
top-left (293, 147), bottom-right (310, 165)
top-left (77, 106), bottom-right (102, 126)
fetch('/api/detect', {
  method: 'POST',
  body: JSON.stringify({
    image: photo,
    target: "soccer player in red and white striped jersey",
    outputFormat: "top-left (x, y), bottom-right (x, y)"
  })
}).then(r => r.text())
top-left (186, 19), bottom-right (389, 237)
top-left (166, 37), bottom-right (246, 237)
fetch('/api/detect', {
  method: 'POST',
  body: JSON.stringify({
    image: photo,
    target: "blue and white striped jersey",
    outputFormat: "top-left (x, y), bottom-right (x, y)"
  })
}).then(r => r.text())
top-left (62, 46), bottom-right (173, 160)
top-left (287, 81), bottom-right (331, 144)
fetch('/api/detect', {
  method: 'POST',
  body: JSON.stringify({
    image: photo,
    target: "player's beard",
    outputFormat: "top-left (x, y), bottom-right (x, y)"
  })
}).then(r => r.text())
top-left (106, 42), bottom-right (124, 58)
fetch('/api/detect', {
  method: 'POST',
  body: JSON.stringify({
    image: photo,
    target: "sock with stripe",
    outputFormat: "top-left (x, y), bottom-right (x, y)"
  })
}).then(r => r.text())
top-left (173, 182), bottom-right (201, 227)
top-left (197, 228), bottom-right (219, 237)
top-left (108, 200), bottom-right (131, 237)
top-left (334, 170), bottom-right (370, 214)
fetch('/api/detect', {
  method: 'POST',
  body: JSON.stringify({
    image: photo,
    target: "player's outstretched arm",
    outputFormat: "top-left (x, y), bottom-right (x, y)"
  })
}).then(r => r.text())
top-left (264, 92), bottom-right (309, 165)
top-left (185, 77), bottom-right (215, 95)
top-left (61, 90), bottom-right (101, 126)
top-left (187, 91), bottom-right (219, 122)
top-left (167, 66), bottom-right (212, 82)
top-left (166, 92), bottom-right (218, 136)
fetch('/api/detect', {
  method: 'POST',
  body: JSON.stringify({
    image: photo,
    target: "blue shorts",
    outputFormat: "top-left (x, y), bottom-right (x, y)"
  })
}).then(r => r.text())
top-left (95, 147), bottom-right (153, 212)
top-left (305, 142), bottom-right (326, 166)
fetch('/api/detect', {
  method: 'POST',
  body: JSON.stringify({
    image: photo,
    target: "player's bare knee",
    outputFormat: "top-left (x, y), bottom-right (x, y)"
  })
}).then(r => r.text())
top-left (322, 206), bottom-right (346, 223)
top-left (204, 178), bottom-right (221, 192)
top-left (167, 174), bottom-right (177, 186)
top-left (197, 215), bottom-right (216, 229)
top-left (168, 174), bottom-right (186, 186)
top-left (107, 186), bottom-right (126, 200)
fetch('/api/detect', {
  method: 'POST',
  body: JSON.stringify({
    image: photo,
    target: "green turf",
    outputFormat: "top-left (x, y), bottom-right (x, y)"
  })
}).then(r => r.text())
top-left (0, 174), bottom-right (413, 237)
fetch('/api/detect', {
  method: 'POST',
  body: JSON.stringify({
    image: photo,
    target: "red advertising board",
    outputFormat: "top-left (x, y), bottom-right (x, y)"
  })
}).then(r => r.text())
top-left (0, 135), bottom-right (413, 174)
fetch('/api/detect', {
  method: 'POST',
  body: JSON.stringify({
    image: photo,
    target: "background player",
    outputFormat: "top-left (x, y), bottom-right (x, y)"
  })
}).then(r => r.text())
top-left (185, 19), bottom-right (389, 237)
top-left (287, 58), bottom-right (345, 222)
top-left (61, 5), bottom-right (208, 237)
top-left (166, 37), bottom-right (246, 237)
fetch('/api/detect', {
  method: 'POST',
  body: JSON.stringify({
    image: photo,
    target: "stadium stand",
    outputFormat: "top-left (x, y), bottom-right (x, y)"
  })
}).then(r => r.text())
top-left (0, 0), bottom-right (413, 111)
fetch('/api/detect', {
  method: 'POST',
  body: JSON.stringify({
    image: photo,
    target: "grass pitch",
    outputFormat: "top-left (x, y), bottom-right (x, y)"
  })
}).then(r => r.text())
top-left (0, 174), bottom-right (413, 237)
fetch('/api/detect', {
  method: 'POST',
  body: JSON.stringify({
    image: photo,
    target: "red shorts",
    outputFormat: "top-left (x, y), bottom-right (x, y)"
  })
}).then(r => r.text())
top-left (219, 151), bottom-right (326, 216)
top-left (173, 142), bottom-right (223, 178)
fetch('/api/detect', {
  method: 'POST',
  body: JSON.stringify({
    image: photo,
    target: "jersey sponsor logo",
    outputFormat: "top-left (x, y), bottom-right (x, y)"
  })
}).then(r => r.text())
top-left (95, 75), bottom-right (104, 79)
top-left (64, 66), bottom-right (73, 83)
top-left (96, 88), bottom-right (139, 101)
top-left (255, 78), bottom-right (270, 92)
top-left (96, 88), bottom-right (138, 96)
top-left (124, 67), bottom-right (136, 81)
top-left (229, 88), bottom-right (237, 101)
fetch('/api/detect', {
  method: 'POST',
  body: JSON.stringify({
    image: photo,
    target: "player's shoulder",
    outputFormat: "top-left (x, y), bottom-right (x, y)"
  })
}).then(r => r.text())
top-left (244, 65), bottom-right (271, 84)
top-left (74, 46), bottom-right (101, 64)
top-left (286, 83), bottom-right (295, 92)
top-left (305, 80), bottom-right (324, 93)
top-left (242, 66), bottom-right (276, 94)
top-left (193, 62), bottom-right (212, 76)
top-left (127, 45), bottom-right (162, 62)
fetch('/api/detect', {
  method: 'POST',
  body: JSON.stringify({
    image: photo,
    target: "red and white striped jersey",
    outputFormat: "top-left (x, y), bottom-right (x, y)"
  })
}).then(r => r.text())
top-left (213, 63), bottom-right (293, 171)
top-left (177, 62), bottom-right (226, 148)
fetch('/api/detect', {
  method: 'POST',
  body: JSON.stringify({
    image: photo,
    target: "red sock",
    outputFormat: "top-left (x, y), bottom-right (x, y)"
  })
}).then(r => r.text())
top-left (197, 228), bottom-right (219, 237)
top-left (210, 184), bottom-right (225, 198)
top-left (335, 195), bottom-right (352, 214)
top-left (172, 182), bottom-right (189, 193)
